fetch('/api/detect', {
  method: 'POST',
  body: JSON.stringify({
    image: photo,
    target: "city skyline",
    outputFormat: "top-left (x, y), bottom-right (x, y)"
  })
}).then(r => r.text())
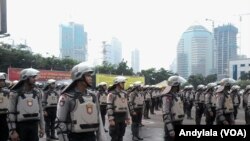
top-left (3, 0), bottom-right (250, 70)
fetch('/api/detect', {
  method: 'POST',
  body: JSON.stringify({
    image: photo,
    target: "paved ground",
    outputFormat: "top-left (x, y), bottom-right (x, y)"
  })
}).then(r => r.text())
top-left (40, 106), bottom-right (246, 141)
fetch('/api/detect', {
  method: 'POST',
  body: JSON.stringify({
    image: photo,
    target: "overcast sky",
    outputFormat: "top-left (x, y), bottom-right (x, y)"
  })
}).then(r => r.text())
top-left (4, 0), bottom-right (250, 71)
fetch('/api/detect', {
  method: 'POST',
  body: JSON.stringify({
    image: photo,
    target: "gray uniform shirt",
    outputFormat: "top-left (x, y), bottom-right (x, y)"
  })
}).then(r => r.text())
top-left (216, 92), bottom-right (234, 123)
top-left (56, 88), bottom-right (106, 141)
top-left (8, 87), bottom-right (45, 131)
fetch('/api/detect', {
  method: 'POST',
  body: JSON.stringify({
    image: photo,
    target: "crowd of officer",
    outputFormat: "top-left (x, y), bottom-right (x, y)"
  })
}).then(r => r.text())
top-left (0, 62), bottom-right (250, 141)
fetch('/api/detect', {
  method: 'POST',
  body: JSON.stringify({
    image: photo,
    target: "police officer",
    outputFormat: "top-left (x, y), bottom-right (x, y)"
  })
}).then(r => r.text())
top-left (42, 79), bottom-right (59, 140)
top-left (195, 84), bottom-right (205, 125)
top-left (216, 78), bottom-right (235, 125)
top-left (97, 82), bottom-right (108, 132)
top-left (8, 68), bottom-right (45, 141)
top-left (0, 72), bottom-right (10, 141)
top-left (56, 62), bottom-right (106, 141)
top-left (230, 85), bottom-right (241, 119)
top-left (143, 85), bottom-right (151, 119)
top-left (243, 85), bottom-right (250, 125)
top-left (129, 81), bottom-right (144, 141)
top-left (150, 86), bottom-right (156, 115)
top-left (107, 76), bottom-right (130, 141)
top-left (185, 85), bottom-right (194, 119)
top-left (204, 83), bottom-right (217, 125)
top-left (162, 76), bottom-right (185, 141)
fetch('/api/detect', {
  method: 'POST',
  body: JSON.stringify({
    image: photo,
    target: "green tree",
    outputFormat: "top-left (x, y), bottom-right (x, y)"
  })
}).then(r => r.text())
top-left (188, 74), bottom-right (205, 89)
top-left (205, 74), bottom-right (217, 84)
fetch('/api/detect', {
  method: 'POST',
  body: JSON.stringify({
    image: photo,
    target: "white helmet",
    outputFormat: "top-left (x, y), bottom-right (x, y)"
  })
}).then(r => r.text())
top-left (113, 76), bottom-right (127, 85)
top-left (47, 79), bottom-right (56, 84)
top-left (162, 75), bottom-right (186, 94)
top-left (20, 68), bottom-right (39, 81)
top-left (0, 72), bottom-right (7, 80)
top-left (133, 81), bottom-right (142, 87)
top-left (245, 85), bottom-right (250, 91)
top-left (197, 84), bottom-right (205, 91)
top-left (220, 78), bottom-right (236, 87)
top-left (71, 62), bottom-right (94, 81)
top-left (98, 82), bottom-right (107, 86)
top-left (206, 83), bottom-right (217, 90)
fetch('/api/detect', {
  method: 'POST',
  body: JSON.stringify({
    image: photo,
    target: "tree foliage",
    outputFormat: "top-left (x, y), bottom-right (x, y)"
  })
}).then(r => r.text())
top-left (0, 42), bottom-right (79, 72)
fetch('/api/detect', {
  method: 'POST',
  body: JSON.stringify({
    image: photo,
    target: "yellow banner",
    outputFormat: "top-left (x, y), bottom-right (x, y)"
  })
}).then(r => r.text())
top-left (95, 74), bottom-right (145, 89)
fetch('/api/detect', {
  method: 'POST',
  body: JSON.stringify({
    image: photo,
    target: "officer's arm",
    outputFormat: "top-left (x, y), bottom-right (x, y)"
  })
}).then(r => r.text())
top-left (205, 94), bottom-right (212, 112)
top-left (56, 94), bottom-right (70, 141)
top-left (38, 90), bottom-right (45, 130)
top-left (195, 92), bottom-right (199, 106)
top-left (247, 94), bottom-right (250, 113)
top-left (216, 93), bottom-right (226, 122)
top-left (7, 91), bottom-right (17, 133)
top-left (107, 93), bottom-right (115, 121)
top-left (162, 95), bottom-right (174, 134)
top-left (128, 92), bottom-right (136, 113)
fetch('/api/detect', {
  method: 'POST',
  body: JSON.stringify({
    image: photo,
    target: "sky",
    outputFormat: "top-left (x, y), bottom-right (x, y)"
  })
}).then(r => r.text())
top-left (3, 0), bottom-right (250, 71)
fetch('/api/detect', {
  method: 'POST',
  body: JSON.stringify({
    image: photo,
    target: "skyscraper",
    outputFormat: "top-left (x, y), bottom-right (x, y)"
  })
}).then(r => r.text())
top-left (177, 25), bottom-right (213, 79)
top-left (59, 22), bottom-right (88, 62)
top-left (103, 37), bottom-right (122, 65)
top-left (214, 24), bottom-right (238, 80)
top-left (131, 48), bottom-right (140, 73)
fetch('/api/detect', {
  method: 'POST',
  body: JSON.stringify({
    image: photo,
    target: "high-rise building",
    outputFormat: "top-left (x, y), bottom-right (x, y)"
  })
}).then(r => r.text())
top-left (177, 25), bottom-right (213, 79)
top-left (103, 37), bottom-right (122, 65)
top-left (131, 48), bottom-right (140, 73)
top-left (59, 22), bottom-right (88, 62)
top-left (214, 24), bottom-right (238, 80)
top-left (169, 58), bottom-right (177, 73)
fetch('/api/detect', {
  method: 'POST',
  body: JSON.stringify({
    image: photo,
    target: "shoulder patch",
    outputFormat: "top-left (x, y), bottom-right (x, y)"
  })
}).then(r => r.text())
top-left (59, 94), bottom-right (67, 106)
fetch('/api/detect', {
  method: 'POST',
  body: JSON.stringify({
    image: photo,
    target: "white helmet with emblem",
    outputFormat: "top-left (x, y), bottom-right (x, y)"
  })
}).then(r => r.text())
top-left (113, 76), bottom-right (127, 85)
top-left (162, 75), bottom-right (186, 94)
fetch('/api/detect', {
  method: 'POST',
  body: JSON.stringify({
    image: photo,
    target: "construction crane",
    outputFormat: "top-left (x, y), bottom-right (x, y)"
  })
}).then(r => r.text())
top-left (237, 13), bottom-right (250, 55)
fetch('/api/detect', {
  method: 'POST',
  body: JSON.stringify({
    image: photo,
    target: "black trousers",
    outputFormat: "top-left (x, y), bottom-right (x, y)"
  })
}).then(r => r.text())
top-left (44, 107), bottom-right (57, 137)
top-left (205, 107), bottom-right (216, 125)
top-left (233, 105), bottom-right (238, 119)
top-left (16, 120), bottom-right (39, 141)
top-left (100, 105), bottom-right (107, 127)
top-left (150, 98), bottom-right (156, 114)
top-left (0, 114), bottom-right (9, 141)
top-left (68, 132), bottom-right (96, 141)
top-left (144, 101), bottom-right (150, 118)
top-left (131, 108), bottom-right (143, 137)
top-left (195, 103), bottom-right (205, 125)
top-left (216, 113), bottom-right (234, 125)
top-left (109, 119), bottom-right (126, 141)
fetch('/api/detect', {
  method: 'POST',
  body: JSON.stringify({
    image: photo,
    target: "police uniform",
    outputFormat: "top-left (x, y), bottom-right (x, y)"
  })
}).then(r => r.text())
top-left (0, 86), bottom-right (10, 141)
top-left (56, 62), bottom-right (106, 141)
top-left (97, 87), bottom-right (108, 131)
top-left (162, 76), bottom-right (185, 141)
top-left (42, 82), bottom-right (59, 139)
top-left (107, 87), bottom-right (130, 141)
top-left (8, 68), bottom-right (45, 141)
top-left (185, 86), bottom-right (194, 119)
top-left (230, 85), bottom-right (241, 119)
top-left (204, 83), bottom-right (217, 125)
top-left (195, 85), bottom-right (205, 125)
top-left (143, 86), bottom-right (151, 119)
top-left (216, 78), bottom-right (235, 125)
top-left (128, 83), bottom-right (144, 140)
top-left (243, 85), bottom-right (250, 125)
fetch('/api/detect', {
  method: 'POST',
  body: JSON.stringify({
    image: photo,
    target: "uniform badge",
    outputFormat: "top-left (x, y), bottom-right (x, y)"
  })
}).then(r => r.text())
top-left (27, 99), bottom-right (33, 107)
top-left (59, 97), bottom-right (65, 106)
top-left (0, 97), bottom-right (3, 103)
top-left (121, 98), bottom-right (126, 103)
top-left (86, 104), bottom-right (93, 115)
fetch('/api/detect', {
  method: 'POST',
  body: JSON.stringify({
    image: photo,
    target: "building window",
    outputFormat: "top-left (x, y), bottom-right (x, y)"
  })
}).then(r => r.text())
top-left (240, 64), bottom-right (245, 67)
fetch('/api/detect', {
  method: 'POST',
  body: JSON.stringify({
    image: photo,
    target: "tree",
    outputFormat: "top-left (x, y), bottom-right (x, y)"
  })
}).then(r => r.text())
top-left (205, 74), bottom-right (217, 84)
top-left (239, 71), bottom-right (250, 80)
top-left (115, 60), bottom-right (133, 75)
top-left (188, 74), bottom-right (205, 89)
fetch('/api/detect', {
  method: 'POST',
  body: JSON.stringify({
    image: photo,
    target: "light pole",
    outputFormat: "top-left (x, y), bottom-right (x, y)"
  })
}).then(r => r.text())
top-left (205, 18), bottom-right (217, 75)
